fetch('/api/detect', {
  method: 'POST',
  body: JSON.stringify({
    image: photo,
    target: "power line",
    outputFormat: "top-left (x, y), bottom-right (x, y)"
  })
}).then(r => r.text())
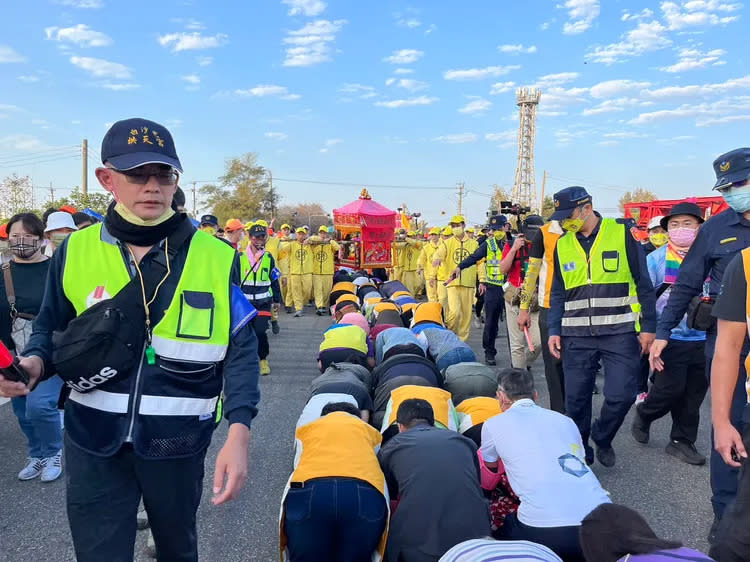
top-left (269, 177), bottom-right (456, 191)
top-left (0, 148), bottom-right (80, 166)
top-left (0, 154), bottom-right (78, 170)
top-left (0, 145), bottom-right (80, 164)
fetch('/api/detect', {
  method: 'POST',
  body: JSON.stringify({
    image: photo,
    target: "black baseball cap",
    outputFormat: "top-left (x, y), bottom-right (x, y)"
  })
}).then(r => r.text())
top-left (487, 214), bottom-right (508, 230)
top-left (249, 224), bottom-right (268, 237)
top-left (713, 148), bottom-right (750, 190)
top-left (101, 118), bottom-right (182, 172)
top-left (550, 186), bottom-right (592, 221)
top-left (200, 214), bottom-right (218, 227)
top-left (660, 201), bottom-right (704, 230)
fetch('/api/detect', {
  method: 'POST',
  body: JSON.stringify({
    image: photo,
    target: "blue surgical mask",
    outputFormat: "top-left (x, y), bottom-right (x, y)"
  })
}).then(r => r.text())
top-left (723, 185), bottom-right (750, 213)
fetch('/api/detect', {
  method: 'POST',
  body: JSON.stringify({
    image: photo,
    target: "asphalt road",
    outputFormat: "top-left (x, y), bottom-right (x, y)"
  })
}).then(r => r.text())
top-left (0, 309), bottom-right (714, 561)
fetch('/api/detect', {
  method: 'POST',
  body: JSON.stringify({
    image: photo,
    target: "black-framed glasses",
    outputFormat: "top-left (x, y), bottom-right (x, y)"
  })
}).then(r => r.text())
top-left (110, 167), bottom-right (179, 186)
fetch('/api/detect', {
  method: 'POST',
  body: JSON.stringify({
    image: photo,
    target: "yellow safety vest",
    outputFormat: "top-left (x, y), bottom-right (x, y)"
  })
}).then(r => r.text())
top-left (485, 236), bottom-right (506, 287)
top-left (62, 223), bottom-right (234, 362)
top-left (739, 247), bottom-right (750, 402)
top-left (556, 218), bottom-right (638, 336)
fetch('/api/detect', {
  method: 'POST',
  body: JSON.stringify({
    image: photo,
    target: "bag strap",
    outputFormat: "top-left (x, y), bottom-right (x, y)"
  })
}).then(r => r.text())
top-left (2, 262), bottom-right (15, 310)
top-left (139, 220), bottom-right (195, 305)
top-left (656, 282), bottom-right (672, 299)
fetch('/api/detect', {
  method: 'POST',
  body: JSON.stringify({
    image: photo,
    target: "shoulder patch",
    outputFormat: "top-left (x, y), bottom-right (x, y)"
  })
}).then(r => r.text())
top-left (720, 237), bottom-right (738, 245)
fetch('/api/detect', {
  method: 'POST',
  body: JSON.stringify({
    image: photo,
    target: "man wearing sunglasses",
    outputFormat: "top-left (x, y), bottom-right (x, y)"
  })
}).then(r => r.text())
top-left (0, 118), bottom-right (261, 561)
top-left (651, 147), bottom-right (750, 544)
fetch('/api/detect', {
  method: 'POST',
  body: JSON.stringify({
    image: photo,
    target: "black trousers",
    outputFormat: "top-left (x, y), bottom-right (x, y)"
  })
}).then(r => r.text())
top-left (499, 512), bottom-right (584, 561)
top-left (252, 314), bottom-right (270, 360)
top-left (637, 338), bottom-right (707, 443)
top-left (710, 415), bottom-right (750, 561)
top-left (539, 307), bottom-right (565, 414)
top-left (65, 436), bottom-right (206, 562)
top-left (475, 285), bottom-right (484, 319)
top-left (482, 284), bottom-right (504, 358)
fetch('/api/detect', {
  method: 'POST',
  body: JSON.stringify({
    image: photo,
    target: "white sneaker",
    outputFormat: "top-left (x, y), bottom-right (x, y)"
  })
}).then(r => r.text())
top-left (18, 457), bottom-right (45, 481)
top-left (40, 451), bottom-right (63, 482)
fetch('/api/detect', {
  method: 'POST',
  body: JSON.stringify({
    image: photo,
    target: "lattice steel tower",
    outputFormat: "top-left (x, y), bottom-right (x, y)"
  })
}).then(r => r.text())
top-left (511, 87), bottom-right (542, 211)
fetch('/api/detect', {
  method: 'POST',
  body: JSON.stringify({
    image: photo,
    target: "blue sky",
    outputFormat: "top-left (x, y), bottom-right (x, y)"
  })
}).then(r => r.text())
top-left (0, 0), bottom-right (746, 225)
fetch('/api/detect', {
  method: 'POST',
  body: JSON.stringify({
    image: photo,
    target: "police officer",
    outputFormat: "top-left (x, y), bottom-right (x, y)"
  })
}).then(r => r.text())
top-left (650, 148), bottom-right (750, 540)
top-left (449, 214), bottom-right (507, 365)
top-left (548, 186), bottom-right (656, 467)
top-left (0, 118), bottom-right (260, 561)
top-left (199, 214), bottom-right (219, 235)
top-left (241, 223), bottom-right (281, 376)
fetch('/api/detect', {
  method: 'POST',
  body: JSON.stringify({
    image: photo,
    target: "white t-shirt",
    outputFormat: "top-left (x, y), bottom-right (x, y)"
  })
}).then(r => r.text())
top-left (480, 399), bottom-right (610, 528)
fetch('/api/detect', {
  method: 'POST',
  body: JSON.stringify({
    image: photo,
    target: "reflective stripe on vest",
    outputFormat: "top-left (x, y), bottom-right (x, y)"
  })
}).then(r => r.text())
top-left (741, 248), bottom-right (750, 402)
top-left (69, 389), bottom-right (219, 416)
top-left (241, 251), bottom-right (273, 302)
top-left (485, 237), bottom-right (505, 286)
top-left (63, 224), bottom-right (234, 363)
top-left (556, 218), bottom-right (637, 335)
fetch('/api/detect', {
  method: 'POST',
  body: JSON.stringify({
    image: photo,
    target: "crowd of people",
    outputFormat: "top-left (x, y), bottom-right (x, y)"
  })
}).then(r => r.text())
top-left (281, 273), bottom-right (713, 561)
top-left (1, 116), bottom-right (750, 561)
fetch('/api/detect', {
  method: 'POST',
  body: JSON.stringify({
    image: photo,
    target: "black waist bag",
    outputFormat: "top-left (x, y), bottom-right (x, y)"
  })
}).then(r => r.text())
top-left (53, 280), bottom-right (146, 394)
top-left (686, 295), bottom-right (715, 332)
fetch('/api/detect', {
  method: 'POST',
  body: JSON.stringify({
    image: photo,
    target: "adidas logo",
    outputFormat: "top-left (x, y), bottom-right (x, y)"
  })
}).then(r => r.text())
top-left (66, 366), bottom-right (118, 392)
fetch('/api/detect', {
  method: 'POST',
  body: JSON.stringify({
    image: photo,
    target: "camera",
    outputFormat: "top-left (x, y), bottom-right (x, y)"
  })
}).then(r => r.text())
top-left (500, 201), bottom-right (531, 216)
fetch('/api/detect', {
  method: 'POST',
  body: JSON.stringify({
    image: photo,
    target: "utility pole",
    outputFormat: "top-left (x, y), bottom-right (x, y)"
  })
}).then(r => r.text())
top-left (267, 169), bottom-right (276, 217)
top-left (191, 181), bottom-right (197, 217)
top-left (49, 182), bottom-right (54, 205)
top-left (81, 139), bottom-right (88, 196)
top-left (457, 182), bottom-right (464, 216)
top-left (539, 170), bottom-right (546, 214)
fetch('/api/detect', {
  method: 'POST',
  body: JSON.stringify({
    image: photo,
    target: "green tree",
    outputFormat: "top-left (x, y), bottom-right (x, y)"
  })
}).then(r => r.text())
top-left (51, 187), bottom-right (112, 215)
top-left (200, 153), bottom-right (276, 224)
top-left (618, 187), bottom-right (658, 214)
top-left (541, 195), bottom-right (555, 219)
top-left (0, 174), bottom-right (33, 218)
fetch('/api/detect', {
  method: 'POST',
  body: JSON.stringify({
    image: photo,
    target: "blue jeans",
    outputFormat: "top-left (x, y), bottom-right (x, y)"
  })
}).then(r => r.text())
top-left (284, 477), bottom-right (387, 562)
top-left (436, 347), bottom-right (477, 372)
top-left (11, 375), bottom-right (63, 458)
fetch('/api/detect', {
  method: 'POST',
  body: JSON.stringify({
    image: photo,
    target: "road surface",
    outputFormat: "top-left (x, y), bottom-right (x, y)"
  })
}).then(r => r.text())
top-left (0, 310), bottom-right (713, 561)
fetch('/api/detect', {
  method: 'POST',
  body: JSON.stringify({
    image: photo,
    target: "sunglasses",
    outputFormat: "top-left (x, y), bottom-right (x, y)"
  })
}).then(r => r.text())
top-left (109, 166), bottom-right (179, 186)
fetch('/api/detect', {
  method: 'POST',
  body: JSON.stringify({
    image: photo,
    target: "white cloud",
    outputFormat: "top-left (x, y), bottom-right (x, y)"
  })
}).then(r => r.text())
top-left (629, 96), bottom-right (750, 125)
top-left (396, 17), bottom-right (421, 28)
top-left (70, 56), bottom-right (132, 79)
top-left (604, 131), bottom-right (647, 138)
top-left (598, 140), bottom-right (620, 146)
top-left (432, 133), bottom-right (477, 144)
top-left (182, 74), bottom-right (200, 85)
top-left (232, 84), bottom-right (301, 99)
top-left (196, 56), bottom-right (213, 66)
top-left (325, 138), bottom-right (343, 146)
top-left (71, 120), bottom-right (81, 125)
top-left (375, 95), bottom-right (438, 108)
top-left (424, 23), bottom-right (437, 34)
top-left (158, 32), bottom-right (228, 52)
top-left (443, 65), bottom-right (520, 81)
top-left (589, 79), bottom-right (651, 99)
top-left (45, 24), bottom-right (112, 47)
top-left (265, 132), bottom-right (288, 141)
top-left (100, 82), bottom-right (140, 91)
top-left (283, 0), bottom-right (326, 16)
top-left (393, 78), bottom-right (428, 91)
top-left (583, 97), bottom-right (651, 116)
top-left (541, 87), bottom-right (589, 108)
top-left (621, 8), bottom-right (654, 20)
top-left (490, 81), bottom-right (516, 94)
top-left (0, 104), bottom-right (22, 112)
top-left (642, 75), bottom-right (750, 100)
top-left (18, 75), bottom-right (39, 83)
top-left (555, 129), bottom-right (587, 144)
top-left (498, 44), bottom-right (537, 54)
top-left (0, 45), bottom-right (26, 63)
top-left (660, 47), bottom-right (726, 73)
top-left (561, 0), bottom-right (601, 34)
top-left (534, 72), bottom-right (579, 88)
top-left (539, 110), bottom-right (568, 117)
top-left (459, 98), bottom-right (492, 114)
top-left (661, 0), bottom-right (740, 30)
top-left (383, 49), bottom-right (424, 64)
top-left (283, 19), bottom-right (346, 66)
top-left (394, 68), bottom-right (414, 75)
top-left (341, 83), bottom-right (375, 93)
top-left (588, 20), bottom-right (671, 64)
top-left (0, 134), bottom-right (47, 151)
top-left (485, 130), bottom-right (517, 142)
top-left (55, 0), bottom-right (102, 7)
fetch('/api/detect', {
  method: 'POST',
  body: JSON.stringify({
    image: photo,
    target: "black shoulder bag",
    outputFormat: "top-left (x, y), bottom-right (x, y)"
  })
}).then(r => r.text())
top-left (53, 226), bottom-right (193, 393)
